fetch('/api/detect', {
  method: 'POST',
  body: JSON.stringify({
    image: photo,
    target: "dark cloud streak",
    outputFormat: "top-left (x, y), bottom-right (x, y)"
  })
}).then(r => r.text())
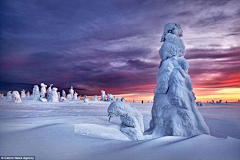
top-left (0, 0), bottom-right (239, 97)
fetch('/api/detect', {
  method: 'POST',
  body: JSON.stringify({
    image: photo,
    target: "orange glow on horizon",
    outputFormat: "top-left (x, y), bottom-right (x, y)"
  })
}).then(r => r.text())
top-left (115, 87), bottom-right (240, 103)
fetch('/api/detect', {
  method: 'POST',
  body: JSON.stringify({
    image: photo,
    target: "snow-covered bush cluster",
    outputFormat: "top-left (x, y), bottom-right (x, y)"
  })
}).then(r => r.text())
top-left (196, 101), bottom-right (205, 107)
top-left (207, 100), bottom-right (224, 104)
top-left (90, 95), bottom-right (98, 101)
top-left (1, 84), bottom-right (119, 105)
top-left (145, 23), bottom-right (210, 138)
top-left (108, 101), bottom-right (144, 140)
top-left (99, 90), bottom-right (116, 101)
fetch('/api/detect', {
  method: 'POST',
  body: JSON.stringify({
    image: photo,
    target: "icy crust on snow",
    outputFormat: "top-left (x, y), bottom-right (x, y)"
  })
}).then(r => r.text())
top-left (147, 23), bottom-right (210, 138)
top-left (108, 101), bottom-right (144, 140)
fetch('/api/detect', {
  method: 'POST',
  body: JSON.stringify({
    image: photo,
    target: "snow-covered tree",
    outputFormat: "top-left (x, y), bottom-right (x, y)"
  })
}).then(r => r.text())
top-left (58, 92), bottom-right (61, 100)
top-left (0, 93), bottom-right (4, 99)
top-left (67, 86), bottom-right (74, 100)
top-left (133, 99), bottom-right (136, 103)
top-left (84, 95), bottom-right (89, 104)
top-left (107, 94), bottom-right (114, 101)
top-left (21, 89), bottom-right (26, 98)
top-left (48, 87), bottom-right (59, 102)
top-left (196, 101), bottom-right (205, 107)
top-left (7, 91), bottom-right (12, 100)
top-left (145, 23), bottom-right (210, 138)
top-left (100, 90), bottom-right (106, 101)
top-left (69, 86), bottom-right (74, 97)
top-left (47, 84), bottom-right (53, 99)
top-left (116, 97), bottom-right (125, 102)
top-left (40, 83), bottom-right (47, 98)
top-left (12, 91), bottom-right (22, 103)
top-left (32, 85), bottom-right (40, 100)
top-left (90, 95), bottom-right (98, 101)
top-left (108, 101), bottom-right (144, 140)
top-left (62, 90), bottom-right (66, 98)
top-left (73, 92), bottom-right (78, 100)
top-left (26, 91), bottom-right (30, 97)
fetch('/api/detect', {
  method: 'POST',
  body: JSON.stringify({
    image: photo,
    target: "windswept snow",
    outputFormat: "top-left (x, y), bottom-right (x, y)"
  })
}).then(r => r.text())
top-left (0, 99), bottom-right (239, 160)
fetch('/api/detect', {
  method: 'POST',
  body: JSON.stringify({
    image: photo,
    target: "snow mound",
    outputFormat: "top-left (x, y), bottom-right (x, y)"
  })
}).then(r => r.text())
top-left (108, 101), bottom-right (144, 140)
top-left (75, 124), bottom-right (130, 141)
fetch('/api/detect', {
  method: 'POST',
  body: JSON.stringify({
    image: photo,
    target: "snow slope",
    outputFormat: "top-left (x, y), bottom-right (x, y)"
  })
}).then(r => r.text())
top-left (0, 99), bottom-right (239, 160)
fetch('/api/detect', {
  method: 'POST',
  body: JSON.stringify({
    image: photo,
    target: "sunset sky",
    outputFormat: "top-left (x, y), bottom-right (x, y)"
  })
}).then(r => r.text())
top-left (0, 0), bottom-right (240, 102)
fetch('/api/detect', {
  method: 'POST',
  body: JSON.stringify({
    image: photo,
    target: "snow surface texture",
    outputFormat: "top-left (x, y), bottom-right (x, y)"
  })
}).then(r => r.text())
top-left (108, 101), bottom-right (144, 140)
top-left (0, 100), bottom-right (239, 160)
top-left (146, 23), bottom-right (210, 138)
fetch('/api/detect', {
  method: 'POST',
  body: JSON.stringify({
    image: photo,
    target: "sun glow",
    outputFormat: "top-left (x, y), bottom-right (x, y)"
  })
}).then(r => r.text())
top-left (195, 88), bottom-right (240, 102)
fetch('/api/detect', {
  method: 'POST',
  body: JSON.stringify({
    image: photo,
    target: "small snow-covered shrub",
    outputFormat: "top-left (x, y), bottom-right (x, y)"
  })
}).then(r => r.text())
top-left (116, 97), bottom-right (125, 102)
top-left (21, 89), bottom-right (26, 98)
top-left (91, 95), bottom-right (98, 101)
top-left (48, 88), bottom-right (59, 102)
top-left (47, 84), bottom-right (53, 99)
top-left (0, 93), bottom-right (4, 99)
top-left (12, 91), bottom-right (22, 103)
top-left (60, 97), bottom-right (67, 102)
top-left (7, 91), bottom-right (12, 100)
top-left (26, 91), bottom-right (30, 97)
top-left (66, 86), bottom-right (74, 100)
top-left (84, 96), bottom-right (89, 104)
top-left (32, 85), bottom-right (40, 101)
top-left (196, 101), bottom-right (205, 107)
top-left (40, 97), bottom-right (47, 102)
top-left (73, 92), bottom-right (78, 100)
top-left (62, 90), bottom-right (66, 98)
top-left (108, 101), bottom-right (144, 141)
top-left (40, 83), bottom-right (47, 98)
top-left (107, 94), bottom-right (114, 101)
top-left (100, 90), bottom-right (106, 101)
